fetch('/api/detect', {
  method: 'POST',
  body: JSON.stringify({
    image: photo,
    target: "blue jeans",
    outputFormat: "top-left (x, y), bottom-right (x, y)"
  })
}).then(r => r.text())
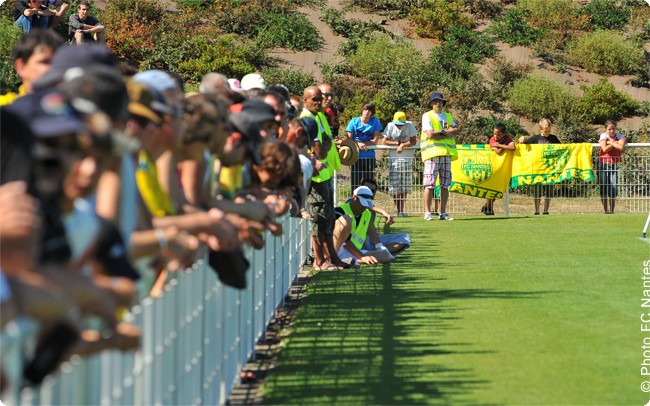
top-left (15, 15), bottom-right (49, 32)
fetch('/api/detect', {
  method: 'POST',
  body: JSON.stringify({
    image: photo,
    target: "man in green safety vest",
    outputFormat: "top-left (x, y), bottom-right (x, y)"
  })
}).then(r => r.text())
top-left (301, 86), bottom-right (347, 271)
top-left (421, 92), bottom-right (458, 221)
top-left (333, 186), bottom-right (394, 266)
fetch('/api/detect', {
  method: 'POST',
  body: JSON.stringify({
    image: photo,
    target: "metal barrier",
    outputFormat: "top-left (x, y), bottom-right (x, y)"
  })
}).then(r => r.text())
top-left (335, 144), bottom-right (650, 215)
top-left (4, 215), bottom-right (310, 406)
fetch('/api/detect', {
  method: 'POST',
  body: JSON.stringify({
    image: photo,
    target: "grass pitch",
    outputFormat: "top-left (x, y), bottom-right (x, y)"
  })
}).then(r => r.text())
top-left (262, 213), bottom-right (650, 405)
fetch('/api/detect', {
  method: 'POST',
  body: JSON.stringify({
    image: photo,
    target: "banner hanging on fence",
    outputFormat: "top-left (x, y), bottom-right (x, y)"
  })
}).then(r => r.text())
top-left (449, 144), bottom-right (513, 199)
top-left (510, 143), bottom-right (595, 188)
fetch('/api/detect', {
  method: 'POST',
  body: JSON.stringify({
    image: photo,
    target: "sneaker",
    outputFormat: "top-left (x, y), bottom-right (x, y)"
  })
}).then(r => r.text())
top-left (424, 212), bottom-right (434, 221)
top-left (432, 211), bottom-right (440, 216)
top-left (439, 212), bottom-right (454, 221)
top-left (397, 212), bottom-right (408, 217)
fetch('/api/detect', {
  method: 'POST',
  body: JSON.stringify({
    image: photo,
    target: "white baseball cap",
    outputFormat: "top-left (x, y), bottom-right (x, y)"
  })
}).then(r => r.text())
top-left (353, 186), bottom-right (374, 208)
top-left (240, 73), bottom-right (266, 91)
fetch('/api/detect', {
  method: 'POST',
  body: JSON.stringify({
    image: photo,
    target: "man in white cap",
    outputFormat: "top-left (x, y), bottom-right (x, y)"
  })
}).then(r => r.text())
top-left (333, 186), bottom-right (394, 266)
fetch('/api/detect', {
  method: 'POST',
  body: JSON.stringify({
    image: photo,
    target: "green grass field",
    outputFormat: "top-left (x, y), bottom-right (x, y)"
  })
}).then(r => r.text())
top-left (262, 214), bottom-right (650, 405)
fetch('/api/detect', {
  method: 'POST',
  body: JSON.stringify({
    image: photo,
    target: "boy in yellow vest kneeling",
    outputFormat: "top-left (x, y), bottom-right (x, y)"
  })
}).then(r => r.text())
top-left (333, 186), bottom-right (394, 266)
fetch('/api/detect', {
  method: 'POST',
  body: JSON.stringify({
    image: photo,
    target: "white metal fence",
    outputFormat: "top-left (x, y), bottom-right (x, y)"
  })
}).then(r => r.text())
top-left (335, 144), bottom-right (650, 215)
top-left (2, 215), bottom-right (310, 406)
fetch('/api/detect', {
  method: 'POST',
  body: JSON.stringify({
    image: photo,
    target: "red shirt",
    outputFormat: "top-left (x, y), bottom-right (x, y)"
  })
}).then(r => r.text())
top-left (489, 134), bottom-right (514, 148)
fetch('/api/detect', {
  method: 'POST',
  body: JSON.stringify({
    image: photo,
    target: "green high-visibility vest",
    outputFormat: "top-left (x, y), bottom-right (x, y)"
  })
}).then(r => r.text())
top-left (339, 202), bottom-right (372, 250)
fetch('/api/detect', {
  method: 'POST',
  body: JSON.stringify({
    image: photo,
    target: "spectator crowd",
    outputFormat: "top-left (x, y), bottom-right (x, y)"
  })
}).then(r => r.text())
top-left (0, 12), bottom-right (629, 392)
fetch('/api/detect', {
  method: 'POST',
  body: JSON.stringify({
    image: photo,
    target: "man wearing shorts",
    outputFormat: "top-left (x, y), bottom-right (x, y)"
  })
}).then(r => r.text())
top-left (421, 92), bottom-right (458, 221)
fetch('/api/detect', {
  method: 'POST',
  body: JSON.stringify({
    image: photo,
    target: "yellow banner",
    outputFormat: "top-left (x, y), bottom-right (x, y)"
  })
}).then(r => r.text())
top-left (449, 144), bottom-right (513, 199)
top-left (510, 143), bottom-right (594, 188)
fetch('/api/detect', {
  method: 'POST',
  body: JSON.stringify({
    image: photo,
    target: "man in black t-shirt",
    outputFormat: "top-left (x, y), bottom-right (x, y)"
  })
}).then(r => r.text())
top-left (68, 0), bottom-right (104, 44)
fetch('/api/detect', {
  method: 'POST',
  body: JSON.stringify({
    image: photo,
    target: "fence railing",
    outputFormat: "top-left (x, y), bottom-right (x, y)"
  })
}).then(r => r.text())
top-left (2, 215), bottom-right (310, 406)
top-left (335, 144), bottom-right (650, 215)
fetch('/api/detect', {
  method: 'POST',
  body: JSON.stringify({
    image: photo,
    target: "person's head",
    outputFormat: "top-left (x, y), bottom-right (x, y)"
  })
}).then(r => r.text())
top-left (181, 93), bottom-right (230, 157)
top-left (604, 120), bottom-right (617, 137)
top-left (317, 83), bottom-right (334, 108)
top-left (241, 99), bottom-right (280, 140)
top-left (78, 1), bottom-right (90, 19)
top-left (303, 86), bottom-right (323, 114)
top-left (360, 178), bottom-right (377, 196)
top-left (253, 141), bottom-right (299, 189)
top-left (290, 94), bottom-right (303, 112)
top-left (493, 123), bottom-right (507, 140)
top-left (428, 92), bottom-right (446, 113)
top-left (360, 102), bottom-right (375, 119)
top-left (285, 118), bottom-right (305, 147)
top-left (12, 29), bottom-right (65, 93)
top-left (538, 118), bottom-right (552, 137)
top-left (199, 72), bottom-right (229, 95)
top-left (223, 112), bottom-right (262, 167)
top-left (392, 111), bottom-right (407, 127)
top-left (28, 0), bottom-right (43, 9)
top-left (352, 185), bottom-right (374, 212)
top-left (260, 90), bottom-right (288, 137)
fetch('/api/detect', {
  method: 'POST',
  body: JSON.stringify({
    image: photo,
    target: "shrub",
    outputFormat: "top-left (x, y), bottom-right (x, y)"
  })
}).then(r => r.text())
top-left (441, 25), bottom-right (497, 64)
top-left (575, 78), bottom-right (639, 124)
top-left (320, 7), bottom-right (385, 39)
top-left (410, 0), bottom-right (474, 40)
top-left (486, 8), bottom-right (542, 46)
top-left (487, 57), bottom-right (534, 101)
top-left (256, 11), bottom-right (321, 51)
top-left (260, 67), bottom-right (315, 95)
top-left (508, 75), bottom-right (576, 122)
top-left (518, 0), bottom-right (589, 49)
top-left (582, 0), bottom-right (630, 30)
top-left (566, 30), bottom-right (645, 75)
top-left (212, 0), bottom-right (320, 51)
top-left (0, 17), bottom-right (21, 92)
top-left (175, 35), bottom-right (268, 83)
top-left (464, 0), bottom-right (503, 19)
top-left (347, 0), bottom-right (426, 15)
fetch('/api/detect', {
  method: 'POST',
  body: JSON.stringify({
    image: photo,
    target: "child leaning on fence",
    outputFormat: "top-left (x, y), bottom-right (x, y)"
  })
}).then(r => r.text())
top-left (382, 111), bottom-right (418, 217)
top-left (598, 120), bottom-right (626, 214)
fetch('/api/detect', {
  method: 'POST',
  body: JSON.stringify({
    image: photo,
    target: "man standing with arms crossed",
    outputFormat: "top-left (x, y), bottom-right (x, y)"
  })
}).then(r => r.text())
top-left (421, 92), bottom-right (458, 221)
top-left (300, 86), bottom-right (347, 270)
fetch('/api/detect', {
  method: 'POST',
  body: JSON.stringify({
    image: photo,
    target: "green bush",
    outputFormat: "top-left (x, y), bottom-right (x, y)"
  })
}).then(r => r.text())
top-left (212, 0), bottom-right (320, 52)
top-left (320, 7), bottom-right (385, 39)
top-left (518, 0), bottom-right (589, 49)
top-left (487, 57), bottom-right (534, 101)
top-left (464, 0), bottom-right (503, 19)
top-left (566, 30), bottom-right (645, 74)
top-left (575, 78), bottom-right (639, 124)
top-left (256, 11), bottom-right (321, 51)
top-left (487, 8), bottom-right (542, 46)
top-left (348, 0), bottom-right (426, 15)
top-left (508, 75), bottom-right (576, 122)
top-left (260, 67), bottom-right (315, 96)
top-left (175, 35), bottom-right (268, 83)
top-left (410, 0), bottom-right (474, 40)
top-left (582, 0), bottom-right (630, 30)
top-left (0, 17), bottom-right (21, 92)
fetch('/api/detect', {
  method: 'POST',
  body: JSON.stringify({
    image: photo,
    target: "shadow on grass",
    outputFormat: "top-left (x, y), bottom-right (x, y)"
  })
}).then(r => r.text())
top-left (264, 257), bottom-right (553, 405)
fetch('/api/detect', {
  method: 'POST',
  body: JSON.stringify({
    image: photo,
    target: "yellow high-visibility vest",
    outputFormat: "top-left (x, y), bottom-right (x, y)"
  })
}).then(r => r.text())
top-left (420, 111), bottom-right (457, 162)
top-left (339, 202), bottom-right (372, 250)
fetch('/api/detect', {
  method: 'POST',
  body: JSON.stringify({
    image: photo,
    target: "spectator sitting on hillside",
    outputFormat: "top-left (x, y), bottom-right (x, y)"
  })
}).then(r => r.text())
top-left (14, 0), bottom-right (53, 33)
top-left (68, 1), bottom-right (104, 45)
top-left (333, 186), bottom-right (395, 266)
top-left (45, 0), bottom-right (69, 29)
top-left (482, 123), bottom-right (515, 215)
top-left (518, 118), bottom-right (562, 215)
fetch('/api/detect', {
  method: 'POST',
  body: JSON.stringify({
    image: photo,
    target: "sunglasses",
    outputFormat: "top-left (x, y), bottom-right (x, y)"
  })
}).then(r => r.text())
top-left (322, 93), bottom-right (333, 98)
top-left (312, 97), bottom-right (323, 102)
